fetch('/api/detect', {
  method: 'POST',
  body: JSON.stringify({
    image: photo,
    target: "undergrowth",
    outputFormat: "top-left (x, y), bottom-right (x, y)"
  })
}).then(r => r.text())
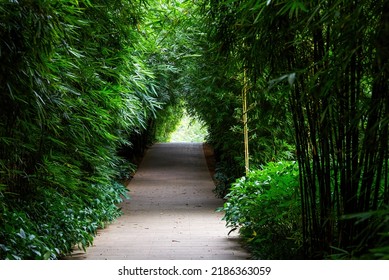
top-left (0, 182), bottom-right (128, 260)
top-left (221, 161), bottom-right (303, 259)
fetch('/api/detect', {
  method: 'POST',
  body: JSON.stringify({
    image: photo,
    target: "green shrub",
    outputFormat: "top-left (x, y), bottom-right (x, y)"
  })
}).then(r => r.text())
top-left (0, 181), bottom-right (127, 260)
top-left (222, 161), bottom-right (303, 259)
top-left (0, 0), bottom-right (149, 259)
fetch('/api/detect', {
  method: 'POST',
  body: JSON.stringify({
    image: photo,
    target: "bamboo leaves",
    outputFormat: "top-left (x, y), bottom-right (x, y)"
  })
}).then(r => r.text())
top-left (201, 0), bottom-right (389, 258)
top-left (0, 0), bottom-right (163, 259)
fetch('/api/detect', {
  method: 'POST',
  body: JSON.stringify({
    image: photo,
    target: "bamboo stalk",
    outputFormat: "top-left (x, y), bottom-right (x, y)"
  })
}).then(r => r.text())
top-left (243, 67), bottom-right (249, 175)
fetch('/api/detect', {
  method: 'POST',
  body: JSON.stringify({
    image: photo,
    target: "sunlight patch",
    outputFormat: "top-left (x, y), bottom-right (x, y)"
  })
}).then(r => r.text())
top-left (169, 112), bottom-right (207, 143)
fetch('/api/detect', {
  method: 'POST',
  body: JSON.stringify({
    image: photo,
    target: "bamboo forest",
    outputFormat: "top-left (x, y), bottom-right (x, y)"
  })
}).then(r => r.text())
top-left (1, 0), bottom-right (388, 260)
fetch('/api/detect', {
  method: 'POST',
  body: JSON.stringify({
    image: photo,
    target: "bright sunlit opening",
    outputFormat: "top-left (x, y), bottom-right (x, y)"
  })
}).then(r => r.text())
top-left (169, 111), bottom-right (207, 143)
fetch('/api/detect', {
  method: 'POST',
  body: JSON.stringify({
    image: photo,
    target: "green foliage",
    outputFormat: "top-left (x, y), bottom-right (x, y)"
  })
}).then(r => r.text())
top-left (134, 0), bottom-right (202, 144)
top-left (330, 205), bottom-right (389, 260)
top-left (154, 103), bottom-right (184, 142)
top-left (2, 0), bottom-right (387, 261)
top-left (0, 182), bottom-right (127, 259)
top-left (169, 110), bottom-right (207, 143)
top-left (222, 161), bottom-right (302, 259)
top-left (202, 0), bottom-right (389, 259)
top-left (0, 0), bottom-right (161, 259)
top-left (180, 1), bottom-right (297, 198)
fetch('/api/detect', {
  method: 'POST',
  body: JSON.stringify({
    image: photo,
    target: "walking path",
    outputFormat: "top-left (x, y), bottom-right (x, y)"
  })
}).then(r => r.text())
top-left (67, 143), bottom-right (249, 260)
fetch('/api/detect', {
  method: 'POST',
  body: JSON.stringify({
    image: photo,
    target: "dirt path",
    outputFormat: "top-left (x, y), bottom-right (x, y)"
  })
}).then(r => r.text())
top-left (67, 143), bottom-right (249, 260)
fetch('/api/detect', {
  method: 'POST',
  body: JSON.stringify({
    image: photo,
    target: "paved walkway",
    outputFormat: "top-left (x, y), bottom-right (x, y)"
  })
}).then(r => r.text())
top-left (66, 143), bottom-right (249, 260)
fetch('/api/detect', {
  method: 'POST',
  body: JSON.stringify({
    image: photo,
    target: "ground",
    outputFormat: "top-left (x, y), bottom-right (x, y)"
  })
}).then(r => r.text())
top-left (66, 142), bottom-right (249, 260)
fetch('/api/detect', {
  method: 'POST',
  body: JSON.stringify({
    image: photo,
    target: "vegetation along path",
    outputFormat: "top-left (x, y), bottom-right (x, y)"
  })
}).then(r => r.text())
top-left (67, 143), bottom-right (249, 260)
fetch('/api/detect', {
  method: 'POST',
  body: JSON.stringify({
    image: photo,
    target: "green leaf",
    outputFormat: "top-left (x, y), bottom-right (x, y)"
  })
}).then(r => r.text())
top-left (17, 229), bottom-right (26, 239)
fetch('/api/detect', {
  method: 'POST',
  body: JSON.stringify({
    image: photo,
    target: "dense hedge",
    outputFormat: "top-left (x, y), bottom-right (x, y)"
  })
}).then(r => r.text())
top-left (0, 0), bottom-right (167, 259)
top-left (222, 161), bottom-right (302, 259)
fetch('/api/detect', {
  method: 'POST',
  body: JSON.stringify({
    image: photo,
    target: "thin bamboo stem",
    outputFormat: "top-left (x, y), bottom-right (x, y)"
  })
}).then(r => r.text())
top-left (243, 67), bottom-right (249, 175)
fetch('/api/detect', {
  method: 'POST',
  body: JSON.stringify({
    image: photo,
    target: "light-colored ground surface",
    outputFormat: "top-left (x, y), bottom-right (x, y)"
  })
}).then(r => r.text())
top-left (66, 142), bottom-right (250, 260)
